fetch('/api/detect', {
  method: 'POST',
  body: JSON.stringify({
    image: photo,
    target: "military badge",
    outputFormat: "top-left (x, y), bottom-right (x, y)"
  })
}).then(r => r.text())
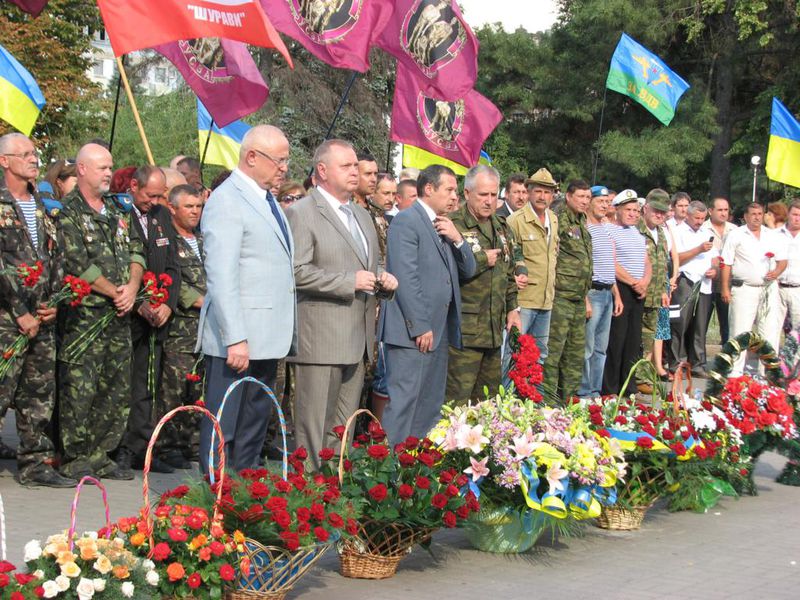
top-left (288, 0), bottom-right (363, 43)
top-left (401, 0), bottom-right (468, 77)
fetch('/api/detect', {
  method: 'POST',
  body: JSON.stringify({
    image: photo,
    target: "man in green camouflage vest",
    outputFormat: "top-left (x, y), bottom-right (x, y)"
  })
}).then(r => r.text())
top-left (446, 165), bottom-right (522, 403)
top-left (157, 184), bottom-right (206, 466)
top-left (542, 180), bottom-right (594, 401)
top-left (637, 188), bottom-right (671, 379)
top-left (57, 143), bottom-right (145, 480)
top-left (0, 133), bottom-right (75, 487)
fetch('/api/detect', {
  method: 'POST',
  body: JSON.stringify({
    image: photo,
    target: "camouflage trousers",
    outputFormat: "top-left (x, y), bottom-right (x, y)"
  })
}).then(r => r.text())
top-left (57, 312), bottom-right (131, 478)
top-left (446, 345), bottom-right (502, 405)
top-left (543, 296), bottom-right (586, 402)
top-left (0, 325), bottom-right (57, 482)
top-left (156, 341), bottom-right (203, 458)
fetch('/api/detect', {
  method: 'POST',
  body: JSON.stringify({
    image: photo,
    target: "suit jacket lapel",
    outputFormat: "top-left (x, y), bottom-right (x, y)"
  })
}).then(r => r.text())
top-left (352, 202), bottom-right (373, 268)
top-left (413, 201), bottom-right (448, 265)
top-left (313, 189), bottom-right (367, 268)
top-left (232, 172), bottom-right (290, 255)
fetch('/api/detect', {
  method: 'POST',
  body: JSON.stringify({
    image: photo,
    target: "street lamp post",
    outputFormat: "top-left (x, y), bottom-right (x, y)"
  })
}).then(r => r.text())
top-left (751, 155), bottom-right (761, 204)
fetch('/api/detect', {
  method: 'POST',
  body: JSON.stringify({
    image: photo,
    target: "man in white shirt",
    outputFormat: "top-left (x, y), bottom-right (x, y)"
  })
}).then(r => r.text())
top-left (666, 191), bottom-right (690, 229)
top-left (700, 197), bottom-right (736, 344)
top-left (778, 201), bottom-right (800, 331)
top-left (670, 201), bottom-right (718, 376)
top-left (720, 203), bottom-right (788, 375)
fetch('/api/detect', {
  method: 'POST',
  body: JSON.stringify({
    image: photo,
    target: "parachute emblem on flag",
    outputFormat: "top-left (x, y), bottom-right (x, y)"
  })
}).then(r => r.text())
top-left (287, 0), bottom-right (363, 43)
top-left (416, 92), bottom-right (465, 150)
top-left (177, 39), bottom-right (232, 83)
top-left (402, 0), bottom-right (467, 77)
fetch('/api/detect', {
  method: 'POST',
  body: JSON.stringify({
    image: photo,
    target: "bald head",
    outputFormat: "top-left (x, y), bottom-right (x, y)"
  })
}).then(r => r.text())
top-left (237, 124), bottom-right (290, 190)
top-left (162, 167), bottom-right (187, 193)
top-left (76, 142), bottom-right (114, 199)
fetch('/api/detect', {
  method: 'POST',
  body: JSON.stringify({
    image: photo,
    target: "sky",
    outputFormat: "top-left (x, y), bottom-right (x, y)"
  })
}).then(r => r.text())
top-left (458, 0), bottom-right (560, 33)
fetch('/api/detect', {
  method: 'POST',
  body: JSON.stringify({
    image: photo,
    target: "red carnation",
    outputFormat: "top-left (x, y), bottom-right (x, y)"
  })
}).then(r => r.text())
top-left (327, 512), bottom-right (344, 528)
top-left (219, 564), bottom-right (235, 582)
top-left (167, 527), bottom-right (188, 542)
top-left (314, 526), bottom-right (330, 542)
top-left (296, 507), bottom-right (311, 522)
top-left (310, 503), bottom-right (326, 521)
top-left (765, 252), bottom-right (775, 259)
top-left (152, 542), bottom-right (171, 561)
top-left (187, 573), bottom-right (202, 589)
top-left (368, 483), bottom-right (388, 502)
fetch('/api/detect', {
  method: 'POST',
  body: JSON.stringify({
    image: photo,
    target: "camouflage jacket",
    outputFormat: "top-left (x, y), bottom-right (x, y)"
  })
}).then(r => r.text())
top-left (366, 199), bottom-right (390, 269)
top-left (0, 180), bottom-right (63, 330)
top-left (638, 220), bottom-right (668, 308)
top-left (168, 233), bottom-right (206, 352)
top-left (450, 204), bottom-right (518, 349)
top-left (553, 205), bottom-right (593, 302)
top-left (59, 189), bottom-right (145, 310)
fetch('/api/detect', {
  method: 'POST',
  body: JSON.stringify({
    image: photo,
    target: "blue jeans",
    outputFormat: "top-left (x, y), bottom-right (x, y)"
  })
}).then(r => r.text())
top-left (501, 307), bottom-right (551, 388)
top-left (578, 288), bottom-right (614, 397)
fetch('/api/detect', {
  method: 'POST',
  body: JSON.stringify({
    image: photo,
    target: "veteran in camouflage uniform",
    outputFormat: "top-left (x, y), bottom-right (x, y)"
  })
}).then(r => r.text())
top-left (637, 189), bottom-right (671, 360)
top-left (157, 184), bottom-right (206, 464)
top-left (446, 166), bottom-right (522, 403)
top-left (0, 133), bottom-right (74, 487)
top-left (542, 180), bottom-right (594, 401)
top-left (57, 143), bottom-right (145, 480)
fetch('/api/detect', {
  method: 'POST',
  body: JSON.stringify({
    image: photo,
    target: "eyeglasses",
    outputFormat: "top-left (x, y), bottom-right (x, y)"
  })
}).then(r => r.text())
top-left (3, 151), bottom-right (38, 160)
top-left (253, 148), bottom-right (290, 167)
top-left (280, 194), bottom-right (302, 204)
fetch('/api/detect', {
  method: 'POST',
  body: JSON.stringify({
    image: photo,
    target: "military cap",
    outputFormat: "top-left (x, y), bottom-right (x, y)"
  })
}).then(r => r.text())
top-left (591, 185), bottom-right (609, 198)
top-left (645, 188), bottom-right (670, 212)
top-left (527, 167), bottom-right (557, 188)
top-left (612, 188), bottom-right (642, 206)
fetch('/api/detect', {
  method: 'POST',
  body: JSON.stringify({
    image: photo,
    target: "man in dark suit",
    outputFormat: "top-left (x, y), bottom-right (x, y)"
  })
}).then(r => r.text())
top-left (495, 173), bottom-right (528, 219)
top-left (379, 165), bottom-right (476, 445)
top-left (286, 140), bottom-right (397, 469)
top-left (197, 125), bottom-right (296, 475)
top-left (117, 166), bottom-right (181, 474)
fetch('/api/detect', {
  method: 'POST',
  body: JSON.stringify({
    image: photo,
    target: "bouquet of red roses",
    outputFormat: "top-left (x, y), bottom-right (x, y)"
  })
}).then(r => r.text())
top-left (507, 333), bottom-right (544, 403)
top-left (0, 271), bottom-right (91, 379)
top-left (716, 375), bottom-right (796, 439)
top-left (61, 271), bottom-right (171, 361)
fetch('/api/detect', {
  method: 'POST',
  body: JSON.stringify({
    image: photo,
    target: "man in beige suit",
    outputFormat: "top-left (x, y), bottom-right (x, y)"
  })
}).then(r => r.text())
top-left (286, 139), bottom-right (398, 468)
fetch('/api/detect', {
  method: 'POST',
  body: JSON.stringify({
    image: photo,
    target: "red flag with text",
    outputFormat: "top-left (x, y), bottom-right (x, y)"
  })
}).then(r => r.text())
top-left (8, 0), bottom-right (49, 16)
top-left (95, 0), bottom-right (293, 67)
top-left (390, 64), bottom-right (501, 167)
top-left (154, 39), bottom-right (268, 127)
top-left (377, 0), bottom-right (478, 101)
top-left (258, 0), bottom-right (392, 72)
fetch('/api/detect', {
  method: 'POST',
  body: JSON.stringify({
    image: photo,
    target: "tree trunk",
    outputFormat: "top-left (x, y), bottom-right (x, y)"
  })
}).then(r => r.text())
top-left (709, 13), bottom-right (736, 200)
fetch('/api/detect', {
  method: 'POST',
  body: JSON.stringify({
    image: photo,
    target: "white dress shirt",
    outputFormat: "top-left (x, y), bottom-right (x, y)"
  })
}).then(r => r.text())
top-left (676, 222), bottom-right (718, 294)
top-left (778, 225), bottom-right (800, 285)
top-left (721, 225), bottom-right (788, 285)
top-left (316, 185), bottom-right (368, 258)
top-left (700, 219), bottom-right (736, 253)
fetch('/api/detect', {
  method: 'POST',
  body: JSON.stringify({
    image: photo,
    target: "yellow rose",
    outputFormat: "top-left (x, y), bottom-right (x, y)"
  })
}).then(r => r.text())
top-left (93, 555), bottom-right (113, 575)
top-left (233, 530), bottom-right (245, 544)
top-left (60, 561), bottom-right (81, 578)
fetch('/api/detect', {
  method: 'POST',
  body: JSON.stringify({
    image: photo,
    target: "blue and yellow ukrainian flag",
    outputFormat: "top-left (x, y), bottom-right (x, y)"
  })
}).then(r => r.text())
top-left (402, 144), bottom-right (492, 176)
top-left (0, 42), bottom-right (46, 135)
top-left (606, 33), bottom-right (689, 126)
top-left (197, 99), bottom-right (250, 169)
top-left (766, 97), bottom-right (800, 189)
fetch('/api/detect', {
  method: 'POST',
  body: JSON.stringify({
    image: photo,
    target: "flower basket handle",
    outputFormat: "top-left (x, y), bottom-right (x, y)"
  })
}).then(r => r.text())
top-left (142, 405), bottom-right (226, 554)
top-left (671, 362), bottom-right (692, 415)
top-left (0, 493), bottom-right (5, 561)
top-left (337, 408), bottom-right (381, 486)
top-left (68, 476), bottom-right (111, 551)
top-left (208, 376), bottom-right (288, 484)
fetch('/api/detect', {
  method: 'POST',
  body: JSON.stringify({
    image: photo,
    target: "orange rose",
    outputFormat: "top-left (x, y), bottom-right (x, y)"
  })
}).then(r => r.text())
top-left (198, 547), bottom-right (212, 562)
top-left (166, 562), bottom-right (186, 582)
top-left (130, 532), bottom-right (146, 547)
top-left (189, 534), bottom-right (207, 550)
top-left (112, 565), bottom-right (130, 579)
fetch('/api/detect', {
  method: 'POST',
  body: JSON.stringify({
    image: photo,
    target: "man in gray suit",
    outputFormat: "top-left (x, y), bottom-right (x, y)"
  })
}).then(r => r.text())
top-left (286, 139), bottom-right (397, 468)
top-left (379, 165), bottom-right (476, 445)
top-left (197, 124), bottom-right (295, 474)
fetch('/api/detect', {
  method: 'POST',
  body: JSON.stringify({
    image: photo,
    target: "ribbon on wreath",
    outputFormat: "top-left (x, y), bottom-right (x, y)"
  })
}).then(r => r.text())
top-left (519, 459), bottom-right (606, 520)
top-left (607, 428), bottom-right (702, 460)
top-left (460, 476), bottom-right (483, 499)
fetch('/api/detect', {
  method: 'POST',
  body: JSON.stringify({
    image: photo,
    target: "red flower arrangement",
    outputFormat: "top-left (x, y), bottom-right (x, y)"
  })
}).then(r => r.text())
top-left (716, 375), bottom-right (796, 439)
top-left (507, 334), bottom-right (544, 402)
top-left (15, 261), bottom-right (43, 288)
top-left (0, 560), bottom-right (44, 599)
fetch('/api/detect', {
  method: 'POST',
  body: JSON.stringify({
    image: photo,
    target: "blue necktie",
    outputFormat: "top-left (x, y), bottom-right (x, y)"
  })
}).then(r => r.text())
top-left (267, 192), bottom-right (291, 250)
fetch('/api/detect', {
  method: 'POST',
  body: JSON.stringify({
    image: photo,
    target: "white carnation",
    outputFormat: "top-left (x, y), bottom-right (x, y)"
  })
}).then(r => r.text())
top-left (121, 582), bottom-right (135, 597)
top-left (24, 539), bottom-right (43, 562)
top-left (145, 570), bottom-right (159, 586)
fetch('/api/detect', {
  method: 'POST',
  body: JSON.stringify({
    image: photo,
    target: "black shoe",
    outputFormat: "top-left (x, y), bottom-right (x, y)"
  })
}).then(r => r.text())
top-left (140, 457), bottom-right (176, 474)
top-left (0, 440), bottom-right (16, 460)
top-left (102, 463), bottom-right (135, 480)
top-left (116, 447), bottom-right (133, 471)
top-left (161, 451), bottom-right (192, 470)
top-left (22, 467), bottom-right (77, 488)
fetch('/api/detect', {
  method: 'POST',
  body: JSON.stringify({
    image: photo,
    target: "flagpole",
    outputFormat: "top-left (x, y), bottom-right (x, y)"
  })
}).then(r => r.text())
top-left (108, 58), bottom-right (124, 152)
top-left (591, 86), bottom-right (608, 185)
top-left (115, 56), bottom-right (155, 165)
top-left (199, 118), bottom-right (215, 185)
top-left (322, 72), bottom-right (358, 142)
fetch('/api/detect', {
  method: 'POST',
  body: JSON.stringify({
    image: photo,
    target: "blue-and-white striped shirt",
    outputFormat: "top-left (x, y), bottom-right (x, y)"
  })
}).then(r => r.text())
top-left (609, 224), bottom-right (646, 279)
top-left (15, 198), bottom-right (38, 248)
top-left (183, 235), bottom-right (201, 259)
top-left (587, 222), bottom-right (616, 285)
